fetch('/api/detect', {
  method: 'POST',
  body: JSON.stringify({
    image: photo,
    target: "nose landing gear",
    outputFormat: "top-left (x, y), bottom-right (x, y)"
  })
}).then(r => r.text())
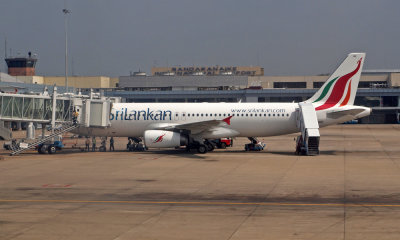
top-left (244, 137), bottom-right (265, 151)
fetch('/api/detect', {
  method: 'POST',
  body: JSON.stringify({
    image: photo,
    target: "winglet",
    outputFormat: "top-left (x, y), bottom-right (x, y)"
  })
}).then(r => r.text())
top-left (222, 116), bottom-right (233, 125)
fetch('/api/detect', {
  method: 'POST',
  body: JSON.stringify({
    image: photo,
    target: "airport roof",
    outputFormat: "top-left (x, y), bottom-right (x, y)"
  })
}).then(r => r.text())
top-left (363, 69), bottom-right (400, 73)
top-left (0, 81), bottom-right (72, 94)
top-left (105, 88), bottom-right (400, 99)
top-left (0, 72), bottom-right (24, 83)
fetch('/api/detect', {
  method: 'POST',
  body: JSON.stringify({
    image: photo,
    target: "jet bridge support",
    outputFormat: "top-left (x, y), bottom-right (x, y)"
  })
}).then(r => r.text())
top-left (296, 102), bottom-right (320, 156)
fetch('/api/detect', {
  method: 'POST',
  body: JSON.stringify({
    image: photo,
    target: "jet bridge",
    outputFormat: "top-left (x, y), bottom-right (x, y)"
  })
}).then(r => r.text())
top-left (0, 87), bottom-right (113, 155)
top-left (0, 93), bottom-right (72, 123)
top-left (296, 102), bottom-right (320, 155)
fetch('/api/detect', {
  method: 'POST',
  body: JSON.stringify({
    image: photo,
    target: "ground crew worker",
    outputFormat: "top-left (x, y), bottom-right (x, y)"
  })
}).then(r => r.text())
top-left (85, 137), bottom-right (90, 152)
top-left (100, 137), bottom-right (107, 152)
top-left (92, 137), bottom-right (96, 152)
top-left (110, 137), bottom-right (115, 151)
top-left (72, 110), bottom-right (79, 125)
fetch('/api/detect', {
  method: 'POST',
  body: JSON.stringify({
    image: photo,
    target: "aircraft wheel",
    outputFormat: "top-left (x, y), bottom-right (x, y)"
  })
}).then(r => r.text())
top-left (38, 147), bottom-right (44, 154)
top-left (220, 142), bottom-right (227, 149)
top-left (48, 145), bottom-right (56, 154)
top-left (40, 145), bottom-right (48, 154)
top-left (205, 142), bottom-right (214, 152)
top-left (197, 144), bottom-right (208, 154)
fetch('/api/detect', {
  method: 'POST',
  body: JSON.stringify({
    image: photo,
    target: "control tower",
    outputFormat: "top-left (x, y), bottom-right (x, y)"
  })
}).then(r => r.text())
top-left (5, 52), bottom-right (37, 76)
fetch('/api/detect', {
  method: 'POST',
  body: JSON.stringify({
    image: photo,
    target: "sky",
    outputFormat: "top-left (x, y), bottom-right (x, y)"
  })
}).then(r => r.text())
top-left (0, 0), bottom-right (399, 77)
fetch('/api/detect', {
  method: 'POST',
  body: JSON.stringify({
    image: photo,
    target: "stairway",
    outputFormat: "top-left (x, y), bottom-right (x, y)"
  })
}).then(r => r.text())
top-left (296, 102), bottom-right (320, 156)
top-left (10, 123), bottom-right (78, 156)
top-left (306, 136), bottom-right (320, 155)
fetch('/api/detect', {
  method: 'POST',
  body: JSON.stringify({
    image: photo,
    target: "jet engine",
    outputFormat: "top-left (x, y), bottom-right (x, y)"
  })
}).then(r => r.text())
top-left (144, 130), bottom-right (188, 148)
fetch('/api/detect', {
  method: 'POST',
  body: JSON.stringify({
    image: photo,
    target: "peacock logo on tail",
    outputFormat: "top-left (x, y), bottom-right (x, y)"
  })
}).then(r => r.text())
top-left (314, 58), bottom-right (362, 111)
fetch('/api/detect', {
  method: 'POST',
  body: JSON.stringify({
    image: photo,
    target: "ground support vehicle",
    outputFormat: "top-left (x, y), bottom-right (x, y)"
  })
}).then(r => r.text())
top-left (37, 141), bottom-right (64, 154)
top-left (244, 142), bottom-right (265, 151)
top-left (211, 138), bottom-right (233, 149)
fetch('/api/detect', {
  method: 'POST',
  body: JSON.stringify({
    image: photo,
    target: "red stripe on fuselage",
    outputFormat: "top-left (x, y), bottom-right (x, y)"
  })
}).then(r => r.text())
top-left (316, 58), bottom-right (362, 111)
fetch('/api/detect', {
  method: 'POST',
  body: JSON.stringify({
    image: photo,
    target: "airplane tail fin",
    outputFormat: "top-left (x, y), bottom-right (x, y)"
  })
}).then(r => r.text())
top-left (306, 53), bottom-right (365, 111)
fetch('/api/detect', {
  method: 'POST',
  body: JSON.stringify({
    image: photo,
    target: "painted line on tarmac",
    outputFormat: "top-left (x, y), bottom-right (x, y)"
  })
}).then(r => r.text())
top-left (0, 199), bottom-right (400, 208)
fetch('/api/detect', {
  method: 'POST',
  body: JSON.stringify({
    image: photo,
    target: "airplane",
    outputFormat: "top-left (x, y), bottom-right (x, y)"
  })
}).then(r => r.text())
top-left (74, 53), bottom-right (371, 154)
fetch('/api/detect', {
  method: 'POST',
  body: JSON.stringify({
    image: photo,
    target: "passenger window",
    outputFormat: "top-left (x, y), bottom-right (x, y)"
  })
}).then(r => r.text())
top-left (246, 114), bottom-right (248, 117)
top-left (201, 114), bottom-right (203, 117)
top-left (277, 114), bottom-right (280, 117)
top-left (197, 114), bottom-right (199, 116)
top-left (255, 114), bottom-right (257, 116)
top-left (273, 114), bottom-right (275, 117)
top-left (241, 114), bottom-right (244, 117)
top-left (206, 114), bottom-right (208, 117)
top-left (268, 114), bottom-right (271, 117)
top-left (250, 114), bottom-right (253, 117)
top-left (264, 114), bottom-right (266, 117)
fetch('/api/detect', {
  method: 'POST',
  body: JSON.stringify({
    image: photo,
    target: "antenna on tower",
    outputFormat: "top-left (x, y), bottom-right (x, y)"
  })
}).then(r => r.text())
top-left (4, 36), bottom-right (7, 58)
top-left (63, 0), bottom-right (71, 92)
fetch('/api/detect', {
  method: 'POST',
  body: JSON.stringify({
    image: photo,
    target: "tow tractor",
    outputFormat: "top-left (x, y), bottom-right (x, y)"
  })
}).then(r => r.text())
top-left (211, 138), bottom-right (233, 149)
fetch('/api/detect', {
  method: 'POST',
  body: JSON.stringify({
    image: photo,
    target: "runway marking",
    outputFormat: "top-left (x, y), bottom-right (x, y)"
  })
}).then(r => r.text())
top-left (42, 184), bottom-right (72, 188)
top-left (0, 199), bottom-right (400, 208)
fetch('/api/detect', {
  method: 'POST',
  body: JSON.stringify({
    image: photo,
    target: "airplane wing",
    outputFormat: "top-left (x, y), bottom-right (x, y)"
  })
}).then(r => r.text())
top-left (152, 116), bottom-right (235, 136)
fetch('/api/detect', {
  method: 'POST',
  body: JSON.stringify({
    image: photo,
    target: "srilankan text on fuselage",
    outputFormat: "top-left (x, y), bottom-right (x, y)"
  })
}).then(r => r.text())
top-left (110, 108), bottom-right (173, 121)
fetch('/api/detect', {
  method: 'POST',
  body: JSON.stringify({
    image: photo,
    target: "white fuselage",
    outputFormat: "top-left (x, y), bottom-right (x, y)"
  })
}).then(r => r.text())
top-left (74, 102), bottom-right (370, 138)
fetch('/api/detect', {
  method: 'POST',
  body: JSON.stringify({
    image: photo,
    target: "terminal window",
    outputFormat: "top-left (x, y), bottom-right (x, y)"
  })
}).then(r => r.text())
top-left (273, 82), bottom-right (307, 88)
top-left (313, 82), bottom-right (325, 88)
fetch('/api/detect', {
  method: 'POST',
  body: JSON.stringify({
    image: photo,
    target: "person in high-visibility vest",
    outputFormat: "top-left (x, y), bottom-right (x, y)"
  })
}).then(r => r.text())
top-left (72, 110), bottom-right (79, 125)
top-left (92, 137), bottom-right (96, 152)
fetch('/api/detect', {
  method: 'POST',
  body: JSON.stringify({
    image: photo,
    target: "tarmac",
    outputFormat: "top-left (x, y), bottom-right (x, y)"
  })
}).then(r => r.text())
top-left (0, 124), bottom-right (400, 240)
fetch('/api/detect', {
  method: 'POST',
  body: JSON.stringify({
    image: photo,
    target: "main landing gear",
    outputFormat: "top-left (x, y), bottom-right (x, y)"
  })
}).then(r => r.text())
top-left (186, 139), bottom-right (215, 154)
top-left (127, 137), bottom-right (146, 151)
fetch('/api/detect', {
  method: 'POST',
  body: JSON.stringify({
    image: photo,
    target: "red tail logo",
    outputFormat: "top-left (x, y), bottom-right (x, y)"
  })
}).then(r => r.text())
top-left (316, 58), bottom-right (362, 111)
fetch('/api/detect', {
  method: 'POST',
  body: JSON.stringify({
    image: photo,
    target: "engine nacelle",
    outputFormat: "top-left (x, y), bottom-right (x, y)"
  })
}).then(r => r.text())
top-left (144, 130), bottom-right (188, 148)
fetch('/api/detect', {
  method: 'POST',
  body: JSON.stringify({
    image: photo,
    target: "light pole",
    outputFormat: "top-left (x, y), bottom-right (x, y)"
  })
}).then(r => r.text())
top-left (63, 8), bottom-right (70, 92)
